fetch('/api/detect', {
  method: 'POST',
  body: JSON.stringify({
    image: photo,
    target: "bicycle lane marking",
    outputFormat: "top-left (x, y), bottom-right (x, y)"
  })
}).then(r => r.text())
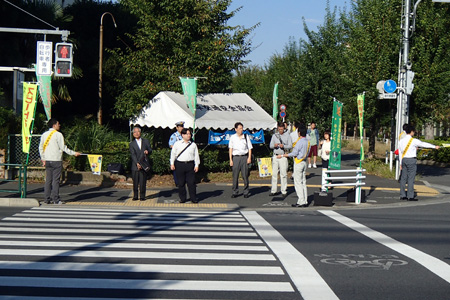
top-left (319, 210), bottom-right (450, 284)
top-left (242, 211), bottom-right (339, 300)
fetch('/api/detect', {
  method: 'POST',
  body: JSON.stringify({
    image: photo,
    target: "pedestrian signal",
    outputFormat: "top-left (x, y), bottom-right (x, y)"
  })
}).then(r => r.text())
top-left (54, 43), bottom-right (73, 77)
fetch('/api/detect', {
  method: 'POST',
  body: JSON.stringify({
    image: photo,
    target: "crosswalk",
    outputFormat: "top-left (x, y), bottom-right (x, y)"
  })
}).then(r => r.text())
top-left (0, 207), bottom-right (299, 299)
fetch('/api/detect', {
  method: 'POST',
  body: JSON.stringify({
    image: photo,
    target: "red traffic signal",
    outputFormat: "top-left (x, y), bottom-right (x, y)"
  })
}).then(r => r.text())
top-left (54, 42), bottom-right (73, 77)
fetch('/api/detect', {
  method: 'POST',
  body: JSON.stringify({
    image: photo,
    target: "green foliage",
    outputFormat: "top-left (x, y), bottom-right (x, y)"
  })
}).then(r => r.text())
top-left (199, 148), bottom-right (229, 172)
top-left (149, 148), bottom-right (171, 175)
top-left (0, 107), bottom-right (20, 150)
top-left (417, 139), bottom-right (450, 163)
top-left (362, 158), bottom-right (395, 179)
top-left (110, 0), bottom-right (257, 120)
top-left (64, 119), bottom-right (128, 153)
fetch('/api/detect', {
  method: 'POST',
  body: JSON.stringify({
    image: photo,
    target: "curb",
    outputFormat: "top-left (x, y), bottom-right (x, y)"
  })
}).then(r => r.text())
top-left (0, 198), bottom-right (40, 207)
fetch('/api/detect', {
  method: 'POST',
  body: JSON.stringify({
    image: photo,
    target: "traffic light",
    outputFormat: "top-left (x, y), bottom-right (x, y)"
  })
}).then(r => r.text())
top-left (54, 42), bottom-right (73, 77)
top-left (405, 70), bottom-right (415, 95)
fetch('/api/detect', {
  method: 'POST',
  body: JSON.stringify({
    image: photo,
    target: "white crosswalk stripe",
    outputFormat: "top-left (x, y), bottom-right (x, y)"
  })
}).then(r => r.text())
top-left (0, 207), bottom-right (298, 299)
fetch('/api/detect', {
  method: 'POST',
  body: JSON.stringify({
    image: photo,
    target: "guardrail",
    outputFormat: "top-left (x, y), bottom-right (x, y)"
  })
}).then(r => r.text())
top-left (322, 168), bottom-right (366, 204)
top-left (0, 163), bottom-right (27, 198)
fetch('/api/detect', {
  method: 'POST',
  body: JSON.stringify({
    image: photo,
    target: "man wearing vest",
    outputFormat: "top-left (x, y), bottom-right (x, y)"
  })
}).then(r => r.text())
top-left (39, 118), bottom-right (81, 204)
top-left (277, 125), bottom-right (310, 207)
top-left (269, 122), bottom-right (292, 198)
top-left (398, 125), bottom-right (440, 201)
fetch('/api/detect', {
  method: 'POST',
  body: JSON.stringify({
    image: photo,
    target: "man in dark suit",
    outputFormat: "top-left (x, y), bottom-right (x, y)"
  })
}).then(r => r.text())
top-left (130, 126), bottom-right (152, 200)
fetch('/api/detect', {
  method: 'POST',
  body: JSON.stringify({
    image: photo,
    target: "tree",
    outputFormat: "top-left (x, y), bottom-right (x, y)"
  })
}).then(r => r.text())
top-left (409, 1), bottom-right (450, 133)
top-left (110, 0), bottom-right (256, 120)
top-left (343, 0), bottom-right (401, 156)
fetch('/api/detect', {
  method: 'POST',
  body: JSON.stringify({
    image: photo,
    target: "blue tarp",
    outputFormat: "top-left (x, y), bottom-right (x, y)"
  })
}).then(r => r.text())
top-left (208, 130), bottom-right (265, 145)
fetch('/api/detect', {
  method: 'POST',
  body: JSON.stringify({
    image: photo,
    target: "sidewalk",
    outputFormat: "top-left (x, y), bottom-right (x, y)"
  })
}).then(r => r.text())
top-left (0, 151), bottom-right (448, 209)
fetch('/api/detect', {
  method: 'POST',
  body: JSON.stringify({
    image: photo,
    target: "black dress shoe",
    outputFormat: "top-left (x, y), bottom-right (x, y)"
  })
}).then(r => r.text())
top-left (179, 200), bottom-right (187, 203)
top-left (231, 194), bottom-right (238, 198)
top-left (192, 199), bottom-right (199, 204)
top-left (132, 198), bottom-right (138, 201)
top-left (292, 204), bottom-right (308, 207)
top-left (244, 194), bottom-right (250, 198)
top-left (269, 193), bottom-right (277, 197)
top-left (400, 197), bottom-right (408, 201)
top-left (408, 198), bottom-right (418, 201)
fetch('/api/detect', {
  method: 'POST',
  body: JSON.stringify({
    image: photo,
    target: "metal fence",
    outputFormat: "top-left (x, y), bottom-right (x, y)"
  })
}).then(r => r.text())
top-left (8, 134), bottom-right (42, 167)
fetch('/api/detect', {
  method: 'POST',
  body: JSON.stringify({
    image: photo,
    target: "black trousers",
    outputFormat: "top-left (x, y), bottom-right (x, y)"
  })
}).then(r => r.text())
top-left (132, 169), bottom-right (147, 199)
top-left (175, 160), bottom-right (196, 202)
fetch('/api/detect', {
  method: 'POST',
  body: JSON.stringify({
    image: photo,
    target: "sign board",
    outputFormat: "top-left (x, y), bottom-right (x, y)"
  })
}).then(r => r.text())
top-left (279, 104), bottom-right (286, 111)
top-left (36, 41), bottom-right (53, 76)
top-left (280, 111), bottom-right (286, 118)
top-left (384, 80), bottom-right (397, 93)
top-left (382, 94), bottom-right (397, 99)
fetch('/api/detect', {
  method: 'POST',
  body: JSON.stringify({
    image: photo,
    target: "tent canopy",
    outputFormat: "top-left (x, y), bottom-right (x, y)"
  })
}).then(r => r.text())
top-left (130, 91), bottom-right (277, 130)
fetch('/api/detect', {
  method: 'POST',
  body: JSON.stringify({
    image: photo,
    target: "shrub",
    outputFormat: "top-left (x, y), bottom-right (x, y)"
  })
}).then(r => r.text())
top-left (200, 148), bottom-right (229, 173)
top-left (362, 158), bottom-right (395, 179)
top-left (149, 148), bottom-right (171, 174)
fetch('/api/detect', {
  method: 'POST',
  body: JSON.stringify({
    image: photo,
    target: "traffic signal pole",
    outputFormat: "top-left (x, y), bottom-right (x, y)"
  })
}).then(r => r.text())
top-left (0, 27), bottom-right (70, 41)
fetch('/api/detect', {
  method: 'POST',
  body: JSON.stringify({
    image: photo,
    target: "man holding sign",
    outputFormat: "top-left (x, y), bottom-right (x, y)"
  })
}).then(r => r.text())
top-left (398, 125), bottom-right (440, 201)
top-left (39, 118), bottom-right (81, 204)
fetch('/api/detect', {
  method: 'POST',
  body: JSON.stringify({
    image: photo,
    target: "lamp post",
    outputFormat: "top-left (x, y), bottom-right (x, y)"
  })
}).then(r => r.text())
top-left (98, 12), bottom-right (117, 125)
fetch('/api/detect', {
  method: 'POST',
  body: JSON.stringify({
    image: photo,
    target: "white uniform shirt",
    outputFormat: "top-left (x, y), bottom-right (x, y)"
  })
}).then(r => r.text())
top-left (229, 133), bottom-right (253, 156)
top-left (170, 140), bottom-right (200, 167)
top-left (398, 135), bottom-right (436, 164)
top-left (39, 128), bottom-right (76, 161)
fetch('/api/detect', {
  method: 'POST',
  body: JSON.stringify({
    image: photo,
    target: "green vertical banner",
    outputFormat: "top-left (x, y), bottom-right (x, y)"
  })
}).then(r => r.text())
top-left (357, 93), bottom-right (365, 162)
top-left (36, 74), bottom-right (52, 120)
top-left (272, 82), bottom-right (279, 120)
top-left (180, 77), bottom-right (197, 115)
top-left (329, 100), bottom-right (343, 169)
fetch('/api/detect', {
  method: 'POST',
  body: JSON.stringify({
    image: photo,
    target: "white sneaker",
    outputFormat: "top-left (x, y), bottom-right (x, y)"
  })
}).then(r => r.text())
top-left (313, 164), bottom-right (317, 168)
top-left (308, 164), bottom-right (312, 168)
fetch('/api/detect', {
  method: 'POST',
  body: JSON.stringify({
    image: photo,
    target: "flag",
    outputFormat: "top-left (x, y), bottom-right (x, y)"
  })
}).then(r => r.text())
top-left (22, 83), bottom-right (38, 153)
top-left (180, 77), bottom-right (197, 115)
top-left (329, 100), bottom-right (343, 169)
top-left (272, 82), bottom-right (279, 120)
top-left (36, 74), bottom-right (52, 120)
top-left (357, 93), bottom-right (365, 161)
top-left (88, 155), bottom-right (103, 175)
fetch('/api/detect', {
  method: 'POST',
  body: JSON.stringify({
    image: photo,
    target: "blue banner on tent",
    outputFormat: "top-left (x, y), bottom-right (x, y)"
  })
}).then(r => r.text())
top-left (208, 129), bottom-right (265, 145)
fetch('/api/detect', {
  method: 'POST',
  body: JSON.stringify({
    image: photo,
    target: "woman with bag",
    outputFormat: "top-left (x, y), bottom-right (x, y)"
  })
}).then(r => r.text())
top-left (170, 128), bottom-right (200, 203)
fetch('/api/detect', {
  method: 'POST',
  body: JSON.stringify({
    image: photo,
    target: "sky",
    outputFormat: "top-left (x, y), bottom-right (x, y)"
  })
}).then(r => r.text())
top-left (227, 0), bottom-right (351, 67)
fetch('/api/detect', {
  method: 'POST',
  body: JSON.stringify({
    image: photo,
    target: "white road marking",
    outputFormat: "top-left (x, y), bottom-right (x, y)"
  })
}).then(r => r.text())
top-left (242, 211), bottom-right (339, 300)
top-left (320, 210), bottom-right (450, 284)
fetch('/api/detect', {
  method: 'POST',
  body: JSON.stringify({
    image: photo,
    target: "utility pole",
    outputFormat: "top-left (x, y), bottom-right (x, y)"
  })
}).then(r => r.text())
top-left (395, 0), bottom-right (422, 179)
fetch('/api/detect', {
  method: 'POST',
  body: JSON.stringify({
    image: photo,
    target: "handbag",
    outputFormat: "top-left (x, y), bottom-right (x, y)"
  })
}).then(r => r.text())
top-left (139, 156), bottom-right (151, 173)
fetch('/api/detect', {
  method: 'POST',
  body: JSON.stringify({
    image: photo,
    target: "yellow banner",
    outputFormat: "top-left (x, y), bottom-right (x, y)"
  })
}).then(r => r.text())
top-left (88, 155), bottom-right (103, 175)
top-left (257, 157), bottom-right (273, 177)
top-left (22, 83), bottom-right (38, 153)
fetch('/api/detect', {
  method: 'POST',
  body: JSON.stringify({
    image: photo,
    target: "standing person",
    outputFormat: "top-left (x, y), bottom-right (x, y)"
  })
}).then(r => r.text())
top-left (229, 122), bottom-right (253, 198)
top-left (170, 128), bottom-right (200, 203)
top-left (277, 126), bottom-right (310, 207)
top-left (39, 118), bottom-right (81, 204)
top-left (307, 122), bottom-right (319, 168)
top-left (319, 131), bottom-right (331, 192)
top-left (269, 122), bottom-right (292, 198)
top-left (130, 126), bottom-right (152, 201)
top-left (398, 125), bottom-right (440, 201)
top-left (168, 121), bottom-right (185, 186)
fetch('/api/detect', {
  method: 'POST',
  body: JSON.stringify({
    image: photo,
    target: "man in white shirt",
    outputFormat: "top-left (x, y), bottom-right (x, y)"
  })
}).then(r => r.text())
top-left (39, 118), bottom-right (80, 204)
top-left (398, 125), bottom-right (440, 201)
top-left (229, 122), bottom-right (252, 198)
top-left (170, 128), bottom-right (200, 203)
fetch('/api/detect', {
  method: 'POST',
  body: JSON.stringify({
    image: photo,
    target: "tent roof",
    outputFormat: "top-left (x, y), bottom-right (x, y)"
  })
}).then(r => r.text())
top-left (130, 91), bottom-right (277, 130)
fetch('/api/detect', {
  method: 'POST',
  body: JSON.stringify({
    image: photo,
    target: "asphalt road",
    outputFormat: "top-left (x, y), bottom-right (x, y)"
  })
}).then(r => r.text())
top-left (0, 202), bottom-right (449, 299)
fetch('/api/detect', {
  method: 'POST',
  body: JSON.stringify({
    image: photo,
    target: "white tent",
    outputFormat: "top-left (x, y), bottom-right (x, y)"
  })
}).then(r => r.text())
top-left (130, 91), bottom-right (277, 130)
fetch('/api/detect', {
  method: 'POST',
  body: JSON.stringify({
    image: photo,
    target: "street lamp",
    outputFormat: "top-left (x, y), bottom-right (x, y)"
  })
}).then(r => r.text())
top-left (98, 12), bottom-right (117, 125)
